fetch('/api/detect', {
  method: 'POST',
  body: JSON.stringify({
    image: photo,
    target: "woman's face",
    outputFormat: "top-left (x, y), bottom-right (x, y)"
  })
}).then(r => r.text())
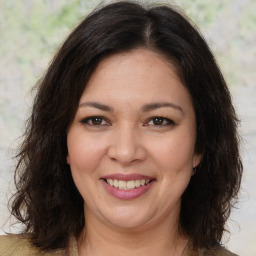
top-left (67, 49), bottom-right (200, 230)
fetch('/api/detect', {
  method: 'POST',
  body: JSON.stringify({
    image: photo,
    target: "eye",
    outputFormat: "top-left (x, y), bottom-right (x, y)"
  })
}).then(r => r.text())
top-left (147, 117), bottom-right (175, 126)
top-left (81, 116), bottom-right (109, 126)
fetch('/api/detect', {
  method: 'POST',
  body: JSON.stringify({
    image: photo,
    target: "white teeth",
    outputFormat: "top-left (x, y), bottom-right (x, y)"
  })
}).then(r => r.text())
top-left (106, 179), bottom-right (151, 190)
top-left (114, 179), bottom-right (118, 187)
top-left (127, 180), bottom-right (135, 189)
top-left (119, 180), bottom-right (126, 189)
top-left (135, 180), bottom-right (141, 188)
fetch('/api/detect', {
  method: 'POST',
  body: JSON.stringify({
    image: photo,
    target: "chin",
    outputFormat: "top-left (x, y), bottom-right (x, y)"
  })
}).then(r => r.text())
top-left (107, 218), bottom-right (150, 230)
top-left (101, 208), bottom-right (154, 230)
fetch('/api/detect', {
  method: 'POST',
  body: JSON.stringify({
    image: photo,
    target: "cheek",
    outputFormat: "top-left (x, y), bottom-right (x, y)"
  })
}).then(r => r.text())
top-left (67, 132), bottom-right (107, 173)
top-left (148, 131), bottom-right (196, 171)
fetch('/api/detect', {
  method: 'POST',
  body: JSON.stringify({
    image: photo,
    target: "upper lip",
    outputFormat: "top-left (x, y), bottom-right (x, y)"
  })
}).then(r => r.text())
top-left (101, 173), bottom-right (155, 181)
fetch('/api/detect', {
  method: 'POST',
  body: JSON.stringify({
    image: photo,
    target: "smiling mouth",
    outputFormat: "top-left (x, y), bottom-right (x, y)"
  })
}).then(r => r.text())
top-left (104, 179), bottom-right (152, 190)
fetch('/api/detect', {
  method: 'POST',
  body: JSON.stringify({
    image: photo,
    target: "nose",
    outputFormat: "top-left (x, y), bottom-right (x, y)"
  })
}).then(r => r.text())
top-left (107, 124), bottom-right (147, 165)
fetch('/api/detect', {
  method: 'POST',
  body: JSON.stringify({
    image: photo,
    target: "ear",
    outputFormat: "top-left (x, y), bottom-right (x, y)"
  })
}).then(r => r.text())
top-left (192, 152), bottom-right (201, 169)
top-left (66, 154), bottom-right (70, 165)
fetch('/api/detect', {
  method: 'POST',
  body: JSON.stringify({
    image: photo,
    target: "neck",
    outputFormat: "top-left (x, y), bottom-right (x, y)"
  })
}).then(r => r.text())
top-left (77, 209), bottom-right (188, 256)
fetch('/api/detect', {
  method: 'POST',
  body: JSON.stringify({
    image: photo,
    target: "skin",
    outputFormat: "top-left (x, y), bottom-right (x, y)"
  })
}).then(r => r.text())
top-left (67, 49), bottom-right (201, 256)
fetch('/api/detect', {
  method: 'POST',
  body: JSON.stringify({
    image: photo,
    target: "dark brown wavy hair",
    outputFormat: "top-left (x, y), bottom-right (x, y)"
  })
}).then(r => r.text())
top-left (10, 0), bottom-right (243, 251)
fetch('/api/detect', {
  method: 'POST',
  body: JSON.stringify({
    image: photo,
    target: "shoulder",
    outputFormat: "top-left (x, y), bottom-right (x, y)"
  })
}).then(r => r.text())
top-left (0, 234), bottom-right (65, 256)
top-left (184, 241), bottom-right (238, 256)
top-left (0, 234), bottom-right (39, 256)
top-left (200, 245), bottom-right (239, 256)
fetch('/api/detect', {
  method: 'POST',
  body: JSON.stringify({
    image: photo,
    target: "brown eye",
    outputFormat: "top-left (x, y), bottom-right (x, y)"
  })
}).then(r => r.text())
top-left (81, 116), bottom-right (108, 126)
top-left (147, 117), bottom-right (175, 126)
top-left (152, 117), bottom-right (164, 125)
top-left (91, 117), bottom-right (103, 125)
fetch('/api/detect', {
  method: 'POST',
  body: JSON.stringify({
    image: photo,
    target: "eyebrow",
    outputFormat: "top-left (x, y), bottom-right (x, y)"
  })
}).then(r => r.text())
top-left (79, 101), bottom-right (184, 115)
top-left (79, 102), bottom-right (114, 112)
top-left (141, 102), bottom-right (184, 115)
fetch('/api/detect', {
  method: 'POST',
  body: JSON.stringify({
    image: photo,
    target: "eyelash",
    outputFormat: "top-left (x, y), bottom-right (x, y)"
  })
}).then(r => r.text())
top-left (146, 116), bottom-right (175, 127)
top-left (80, 116), bottom-right (175, 127)
top-left (81, 116), bottom-right (109, 126)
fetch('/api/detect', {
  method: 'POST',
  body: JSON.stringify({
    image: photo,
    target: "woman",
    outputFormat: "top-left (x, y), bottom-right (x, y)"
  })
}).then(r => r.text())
top-left (0, 1), bottom-right (242, 255)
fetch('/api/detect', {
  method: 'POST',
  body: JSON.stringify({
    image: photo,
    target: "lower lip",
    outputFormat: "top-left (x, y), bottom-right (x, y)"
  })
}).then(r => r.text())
top-left (101, 180), bottom-right (155, 200)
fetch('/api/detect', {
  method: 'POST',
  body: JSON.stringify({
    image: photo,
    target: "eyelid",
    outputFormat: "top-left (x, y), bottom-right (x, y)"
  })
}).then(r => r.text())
top-left (80, 116), bottom-right (111, 126)
top-left (145, 116), bottom-right (175, 126)
top-left (80, 116), bottom-right (175, 127)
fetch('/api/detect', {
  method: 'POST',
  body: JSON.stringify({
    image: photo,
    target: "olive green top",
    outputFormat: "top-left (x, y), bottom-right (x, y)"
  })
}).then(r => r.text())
top-left (0, 234), bottom-right (238, 256)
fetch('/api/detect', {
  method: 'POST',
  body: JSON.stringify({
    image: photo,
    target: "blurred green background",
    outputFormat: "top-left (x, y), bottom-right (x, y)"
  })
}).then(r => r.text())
top-left (1, 1), bottom-right (255, 255)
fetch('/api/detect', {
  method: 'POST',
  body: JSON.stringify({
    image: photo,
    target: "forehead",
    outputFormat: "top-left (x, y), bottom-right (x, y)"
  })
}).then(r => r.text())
top-left (79, 48), bottom-right (192, 111)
